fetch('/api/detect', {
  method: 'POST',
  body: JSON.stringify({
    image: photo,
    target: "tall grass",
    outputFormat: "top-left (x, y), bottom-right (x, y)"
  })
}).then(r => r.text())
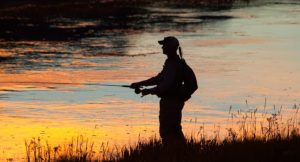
top-left (25, 103), bottom-right (300, 162)
top-left (25, 136), bottom-right (96, 162)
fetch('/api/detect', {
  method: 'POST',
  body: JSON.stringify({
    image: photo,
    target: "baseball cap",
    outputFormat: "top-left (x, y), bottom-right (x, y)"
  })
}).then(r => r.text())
top-left (158, 36), bottom-right (179, 47)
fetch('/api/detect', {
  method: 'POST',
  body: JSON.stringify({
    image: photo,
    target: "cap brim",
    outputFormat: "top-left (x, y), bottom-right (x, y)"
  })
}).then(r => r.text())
top-left (158, 40), bottom-right (164, 45)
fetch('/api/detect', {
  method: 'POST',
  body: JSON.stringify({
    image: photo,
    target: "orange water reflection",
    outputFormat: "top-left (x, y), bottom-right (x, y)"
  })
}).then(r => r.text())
top-left (0, 95), bottom-right (232, 161)
top-left (0, 116), bottom-right (158, 161)
top-left (0, 67), bottom-right (150, 90)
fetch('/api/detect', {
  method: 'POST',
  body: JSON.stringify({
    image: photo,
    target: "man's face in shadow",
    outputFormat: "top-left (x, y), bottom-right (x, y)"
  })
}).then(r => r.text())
top-left (162, 44), bottom-right (177, 55)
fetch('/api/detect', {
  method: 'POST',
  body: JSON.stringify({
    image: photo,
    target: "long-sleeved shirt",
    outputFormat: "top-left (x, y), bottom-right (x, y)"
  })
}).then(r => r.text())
top-left (139, 55), bottom-right (183, 98)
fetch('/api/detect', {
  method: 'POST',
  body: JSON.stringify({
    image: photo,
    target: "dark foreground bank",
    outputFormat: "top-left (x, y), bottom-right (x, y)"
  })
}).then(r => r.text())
top-left (111, 136), bottom-right (300, 162)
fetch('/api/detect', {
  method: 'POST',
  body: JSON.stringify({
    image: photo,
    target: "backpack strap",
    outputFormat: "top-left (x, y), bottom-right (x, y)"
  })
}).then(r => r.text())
top-left (178, 46), bottom-right (183, 59)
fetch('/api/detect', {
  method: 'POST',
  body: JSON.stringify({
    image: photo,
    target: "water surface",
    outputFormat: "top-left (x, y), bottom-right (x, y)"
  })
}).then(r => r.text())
top-left (1, 2), bottom-right (300, 160)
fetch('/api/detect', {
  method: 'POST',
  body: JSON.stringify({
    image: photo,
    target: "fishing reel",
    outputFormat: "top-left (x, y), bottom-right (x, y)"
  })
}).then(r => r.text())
top-left (130, 85), bottom-right (149, 97)
top-left (134, 87), bottom-right (152, 97)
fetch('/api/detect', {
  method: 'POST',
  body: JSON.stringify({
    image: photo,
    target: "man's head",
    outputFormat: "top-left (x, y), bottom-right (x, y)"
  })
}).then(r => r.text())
top-left (158, 36), bottom-right (179, 56)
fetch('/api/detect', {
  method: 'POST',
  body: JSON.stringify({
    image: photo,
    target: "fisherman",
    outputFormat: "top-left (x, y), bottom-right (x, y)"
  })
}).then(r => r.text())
top-left (131, 36), bottom-right (188, 145)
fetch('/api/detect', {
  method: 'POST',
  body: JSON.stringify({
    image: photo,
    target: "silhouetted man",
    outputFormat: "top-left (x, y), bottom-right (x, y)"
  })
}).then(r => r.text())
top-left (131, 36), bottom-right (186, 145)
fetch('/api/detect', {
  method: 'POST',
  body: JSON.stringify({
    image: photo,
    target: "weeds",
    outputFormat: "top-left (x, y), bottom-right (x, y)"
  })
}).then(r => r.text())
top-left (25, 103), bottom-right (300, 162)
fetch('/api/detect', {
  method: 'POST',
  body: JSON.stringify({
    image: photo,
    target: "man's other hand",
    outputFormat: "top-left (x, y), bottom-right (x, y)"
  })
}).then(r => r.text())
top-left (141, 89), bottom-right (152, 97)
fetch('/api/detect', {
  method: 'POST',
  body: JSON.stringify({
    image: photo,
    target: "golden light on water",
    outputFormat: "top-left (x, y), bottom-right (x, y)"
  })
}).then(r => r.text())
top-left (0, 96), bottom-right (299, 160)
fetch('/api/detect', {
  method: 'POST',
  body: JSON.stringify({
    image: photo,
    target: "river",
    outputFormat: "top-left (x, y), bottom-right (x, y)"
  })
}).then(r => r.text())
top-left (0, 1), bottom-right (300, 160)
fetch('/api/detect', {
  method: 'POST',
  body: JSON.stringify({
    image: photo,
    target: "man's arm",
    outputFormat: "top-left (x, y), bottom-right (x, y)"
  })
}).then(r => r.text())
top-left (131, 70), bottom-right (164, 88)
top-left (146, 62), bottom-right (177, 96)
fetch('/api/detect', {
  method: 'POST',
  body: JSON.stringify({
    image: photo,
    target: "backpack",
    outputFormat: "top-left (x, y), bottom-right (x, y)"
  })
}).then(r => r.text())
top-left (179, 47), bottom-right (198, 101)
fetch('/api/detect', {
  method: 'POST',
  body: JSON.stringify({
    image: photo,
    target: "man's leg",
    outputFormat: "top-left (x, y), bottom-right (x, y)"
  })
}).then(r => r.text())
top-left (159, 98), bottom-right (185, 145)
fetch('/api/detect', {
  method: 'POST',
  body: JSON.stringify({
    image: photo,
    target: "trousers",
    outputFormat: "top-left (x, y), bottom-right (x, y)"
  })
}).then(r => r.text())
top-left (159, 98), bottom-right (185, 145)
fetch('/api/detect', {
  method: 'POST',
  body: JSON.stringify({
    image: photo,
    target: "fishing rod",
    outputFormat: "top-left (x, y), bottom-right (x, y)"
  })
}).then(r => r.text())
top-left (89, 83), bottom-right (142, 94)
top-left (86, 83), bottom-right (141, 94)
top-left (0, 82), bottom-right (142, 94)
top-left (0, 81), bottom-right (127, 86)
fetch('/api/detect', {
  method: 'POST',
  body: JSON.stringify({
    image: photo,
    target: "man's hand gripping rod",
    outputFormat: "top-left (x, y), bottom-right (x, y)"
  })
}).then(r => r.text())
top-left (116, 85), bottom-right (141, 94)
